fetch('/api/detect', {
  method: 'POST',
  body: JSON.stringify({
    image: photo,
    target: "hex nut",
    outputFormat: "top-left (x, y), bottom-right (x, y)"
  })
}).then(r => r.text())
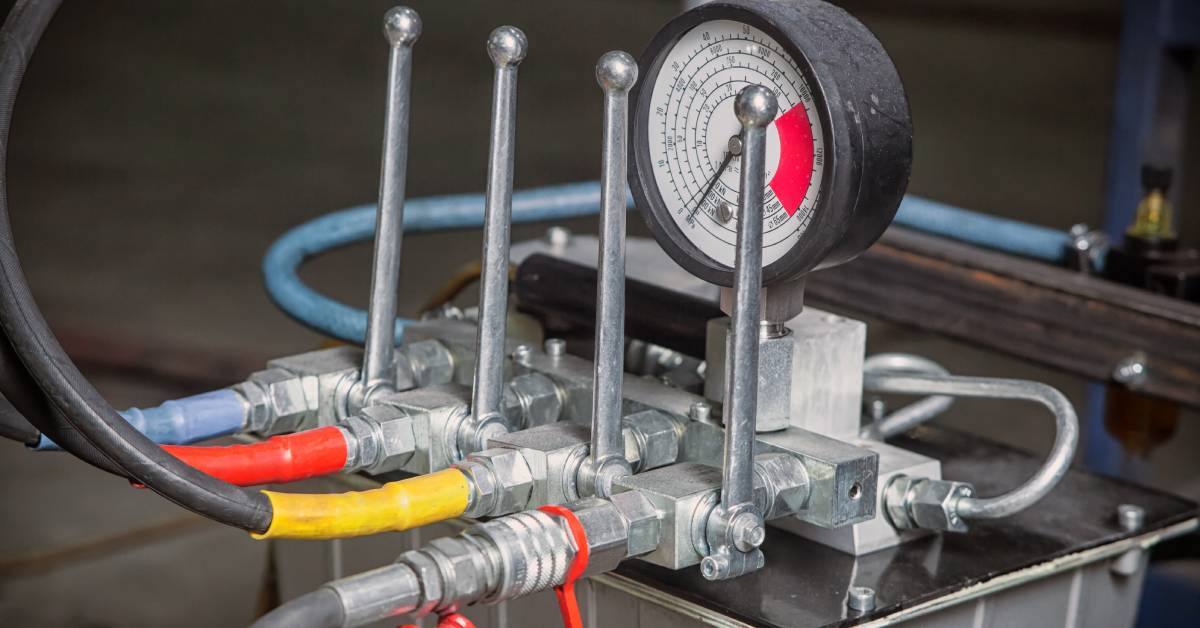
top-left (396, 550), bottom-right (444, 616)
top-left (456, 458), bottom-right (498, 517)
top-left (240, 368), bottom-right (318, 434)
top-left (623, 410), bottom-right (681, 473)
top-left (463, 448), bottom-right (534, 517)
top-left (753, 454), bottom-right (810, 520)
top-left (362, 406), bottom-right (417, 474)
top-left (425, 537), bottom-right (489, 605)
top-left (568, 498), bottom-right (631, 575)
top-left (609, 490), bottom-right (661, 557)
top-left (503, 373), bottom-right (563, 429)
top-left (886, 475), bottom-right (973, 533)
top-left (402, 340), bottom-right (455, 387)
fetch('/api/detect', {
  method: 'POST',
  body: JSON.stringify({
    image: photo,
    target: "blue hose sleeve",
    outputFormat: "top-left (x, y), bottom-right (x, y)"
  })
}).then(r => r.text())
top-left (35, 389), bottom-right (247, 451)
top-left (895, 196), bottom-right (1071, 265)
top-left (263, 181), bottom-right (629, 345)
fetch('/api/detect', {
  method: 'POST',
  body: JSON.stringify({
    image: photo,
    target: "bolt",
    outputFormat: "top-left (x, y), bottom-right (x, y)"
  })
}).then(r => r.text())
top-left (1112, 353), bottom-right (1148, 388)
top-left (717, 202), bottom-right (736, 223)
top-left (545, 226), bottom-right (572, 250)
top-left (1117, 504), bottom-right (1145, 533)
top-left (689, 401), bottom-right (712, 422)
top-left (700, 555), bottom-right (724, 580)
top-left (846, 586), bottom-right (876, 612)
top-left (544, 338), bottom-right (566, 357)
top-left (512, 345), bottom-right (533, 366)
top-left (868, 398), bottom-right (887, 421)
top-left (730, 512), bottom-right (765, 552)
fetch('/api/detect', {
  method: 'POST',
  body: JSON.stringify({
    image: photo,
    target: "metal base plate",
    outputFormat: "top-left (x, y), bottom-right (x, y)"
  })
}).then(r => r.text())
top-left (614, 425), bottom-right (1198, 627)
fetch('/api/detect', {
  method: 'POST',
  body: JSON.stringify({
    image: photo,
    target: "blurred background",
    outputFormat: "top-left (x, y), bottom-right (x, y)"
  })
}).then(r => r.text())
top-left (0, 0), bottom-right (1197, 625)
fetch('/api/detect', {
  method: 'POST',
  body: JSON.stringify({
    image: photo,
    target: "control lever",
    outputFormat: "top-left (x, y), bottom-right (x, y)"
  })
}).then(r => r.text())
top-left (358, 6), bottom-right (421, 406)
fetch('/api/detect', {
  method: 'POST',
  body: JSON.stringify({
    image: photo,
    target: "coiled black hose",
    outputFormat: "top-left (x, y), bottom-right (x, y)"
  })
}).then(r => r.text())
top-left (1, 328), bottom-right (131, 471)
top-left (0, 0), bottom-right (271, 531)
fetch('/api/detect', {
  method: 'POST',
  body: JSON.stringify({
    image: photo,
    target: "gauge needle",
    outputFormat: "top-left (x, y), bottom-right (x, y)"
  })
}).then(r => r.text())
top-left (689, 136), bottom-right (743, 221)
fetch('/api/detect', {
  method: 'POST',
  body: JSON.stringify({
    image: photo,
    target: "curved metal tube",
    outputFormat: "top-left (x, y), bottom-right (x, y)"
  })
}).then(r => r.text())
top-left (864, 372), bottom-right (1079, 519)
top-left (860, 353), bottom-right (954, 439)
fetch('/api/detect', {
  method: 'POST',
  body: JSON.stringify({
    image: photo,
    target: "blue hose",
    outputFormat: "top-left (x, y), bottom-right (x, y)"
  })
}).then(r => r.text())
top-left (36, 388), bottom-right (247, 450)
top-left (895, 196), bottom-right (1072, 265)
top-left (263, 181), bottom-right (630, 345)
top-left (264, 182), bottom-right (1075, 345)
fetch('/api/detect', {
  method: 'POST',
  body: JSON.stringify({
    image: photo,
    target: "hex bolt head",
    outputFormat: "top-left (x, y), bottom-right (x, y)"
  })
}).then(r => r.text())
top-left (846, 586), bottom-right (876, 612)
top-left (544, 338), bottom-right (567, 357)
top-left (383, 6), bottom-right (422, 46)
top-left (487, 25), bottom-right (528, 67)
top-left (699, 554), bottom-right (727, 581)
top-left (730, 512), bottom-right (766, 552)
top-left (1117, 503), bottom-right (1145, 532)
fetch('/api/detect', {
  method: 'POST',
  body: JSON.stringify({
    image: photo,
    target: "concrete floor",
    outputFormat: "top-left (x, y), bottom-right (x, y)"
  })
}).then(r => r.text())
top-left (1, 0), bottom-right (1197, 626)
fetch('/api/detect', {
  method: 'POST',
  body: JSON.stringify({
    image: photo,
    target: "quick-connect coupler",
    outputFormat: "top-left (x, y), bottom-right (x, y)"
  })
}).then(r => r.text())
top-left (319, 493), bottom-right (660, 626)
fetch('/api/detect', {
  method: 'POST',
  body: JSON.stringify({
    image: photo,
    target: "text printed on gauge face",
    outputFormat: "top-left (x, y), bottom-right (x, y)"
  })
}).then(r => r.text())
top-left (647, 19), bottom-right (826, 269)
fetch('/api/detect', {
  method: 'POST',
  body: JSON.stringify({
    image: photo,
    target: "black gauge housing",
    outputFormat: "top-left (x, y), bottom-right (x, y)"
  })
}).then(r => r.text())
top-left (629, 0), bottom-right (912, 287)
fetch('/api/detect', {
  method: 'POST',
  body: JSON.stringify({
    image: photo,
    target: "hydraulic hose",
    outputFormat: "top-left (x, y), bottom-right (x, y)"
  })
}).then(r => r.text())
top-left (4, 319), bottom-right (128, 469)
top-left (253, 468), bottom-right (471, 540)
top-left (893, 196), bottom-right (1074, 265)
top-left (162, 426), bottom-right (348, 486)
top-left (262, 189), bottom-right (1080, 345)
top-left (0, 393), bottom-right (37, 444)
top-left (262, 181), bottom-right (631, 345)
top-left (35, 388), bottom-right (248, 450)
top-left (0, 0), bottom-right (271, 531)
top-left (252, 588), bottom-right (345, 628)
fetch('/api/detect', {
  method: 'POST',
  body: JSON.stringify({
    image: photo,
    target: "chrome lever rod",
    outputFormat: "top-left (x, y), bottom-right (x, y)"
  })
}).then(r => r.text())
top-left (701, 85), bottom-right (777, 582)
top-left (360, 6), bottom-right (421, 401)
top-left (721, 85), bottom-right (775, 516)
top-left (582, 51), bottom-right (638, 497)
top-left (470, 26), bottom-right (528, 430)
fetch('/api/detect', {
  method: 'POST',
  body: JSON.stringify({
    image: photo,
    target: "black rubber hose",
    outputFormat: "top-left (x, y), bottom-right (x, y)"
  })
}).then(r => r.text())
top-left (0, 328), bottom-right (129, 470)
top-left (0, 0), bottom-right (272, 531)
top-left (250, 589), bottom-right (345, 628)
top-left (0, 394), bottom-right (38, 444)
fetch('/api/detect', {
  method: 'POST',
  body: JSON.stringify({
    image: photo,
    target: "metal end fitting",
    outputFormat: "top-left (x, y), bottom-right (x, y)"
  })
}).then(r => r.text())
top-left (502, 372), bottom-right (564, 430)
top-left (400, 340), bottom-right (457, 388)
top-left (884, 475), bottom-right (975, 533)
top-left (753, 453), bottom-right (811, 521)
top-left (623, 410), bottom-right (683, 473)
top-left (233, 368), bottom-right (319, 435)
top-left (457, 449), bottom-right (534, 518)
top-left (339, 405), bottom-right (417, 475)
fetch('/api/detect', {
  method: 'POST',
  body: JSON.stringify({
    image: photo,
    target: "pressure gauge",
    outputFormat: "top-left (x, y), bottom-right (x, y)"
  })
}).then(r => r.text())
top-left (630, 0), bottom-right (912, 287)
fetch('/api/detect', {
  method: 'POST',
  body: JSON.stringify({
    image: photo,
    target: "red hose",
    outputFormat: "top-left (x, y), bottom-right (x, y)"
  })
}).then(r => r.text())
top-left (162, 426), bottom-right (348, 486)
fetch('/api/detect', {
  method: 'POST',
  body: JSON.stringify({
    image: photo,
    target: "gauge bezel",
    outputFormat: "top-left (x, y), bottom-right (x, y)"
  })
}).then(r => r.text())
top-left (630, 0), bottom-right (911, 287)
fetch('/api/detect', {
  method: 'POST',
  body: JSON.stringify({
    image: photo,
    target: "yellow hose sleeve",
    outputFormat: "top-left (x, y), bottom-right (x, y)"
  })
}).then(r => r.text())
top-left (252, 468), bottom-right (471, 540)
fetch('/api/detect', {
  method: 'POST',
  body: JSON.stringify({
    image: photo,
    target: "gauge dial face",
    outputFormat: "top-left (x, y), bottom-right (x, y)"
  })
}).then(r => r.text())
top-left (647, 19), bottom-right (826, 269)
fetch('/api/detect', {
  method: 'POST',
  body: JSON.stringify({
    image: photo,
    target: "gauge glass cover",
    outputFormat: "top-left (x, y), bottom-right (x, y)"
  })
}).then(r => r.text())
top-left (646, 19), bottom-right (826, 269)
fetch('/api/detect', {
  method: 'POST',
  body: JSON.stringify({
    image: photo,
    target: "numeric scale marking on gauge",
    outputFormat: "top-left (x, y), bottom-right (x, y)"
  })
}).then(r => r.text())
top-left (647, 19), bottom-right (825, 269)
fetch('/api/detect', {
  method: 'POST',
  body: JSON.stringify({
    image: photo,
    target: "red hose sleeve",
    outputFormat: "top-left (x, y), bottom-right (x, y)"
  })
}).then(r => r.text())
top-left (162, 426), bottom-right (348, 486)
